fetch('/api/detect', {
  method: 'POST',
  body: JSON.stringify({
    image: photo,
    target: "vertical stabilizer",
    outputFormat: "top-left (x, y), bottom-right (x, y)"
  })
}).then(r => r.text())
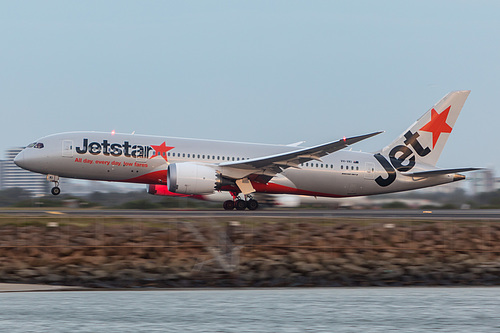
top-left (380, 90), bottom-right (470, 167)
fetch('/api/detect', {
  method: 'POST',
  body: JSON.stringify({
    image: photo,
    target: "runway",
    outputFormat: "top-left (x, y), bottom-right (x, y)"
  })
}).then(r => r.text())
top-left (1, 209), bottom-right (500, 220)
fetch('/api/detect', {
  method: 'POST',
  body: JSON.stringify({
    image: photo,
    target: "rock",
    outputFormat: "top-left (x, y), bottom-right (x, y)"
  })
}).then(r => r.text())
top-left (45, 274), bottom-right (64, 283)
top-left (379, 251), bottom-right (396, 259)
top-left (289, 251), bottom-right (305, 262)
top-left (308, 270), bottom-right (331, 278)
top-left (163, 274), bottom-right (180, 280)
top-left (341, 264), bottom-right (370, 275)
top-left (91, 269), bottom-right (110, 279)
top-left (16, 269), bottom-right (39, 278)
top-left (380, 268), bottom-right (404, 280)
top-left (82, 256), bottom-right (107, 266)
top-left (177, 271), bottom-right (192, 279)
top-left (3, 220), bottom-right (500, 288)
top-left (330, 258), bottom-right (348, 265)
top-left (294, 262), bottom-right (322, 274)
top-left (269, 266), bottom-right (291, 279)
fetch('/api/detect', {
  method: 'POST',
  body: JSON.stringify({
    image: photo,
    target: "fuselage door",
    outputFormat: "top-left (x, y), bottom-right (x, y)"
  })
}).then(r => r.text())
top-left (364, 162), bottom-right (375, 180)
top-left (62, 140), bottom-right (73, 158)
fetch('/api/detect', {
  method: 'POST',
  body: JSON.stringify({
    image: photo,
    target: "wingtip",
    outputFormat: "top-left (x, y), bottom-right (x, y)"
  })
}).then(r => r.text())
top-left (367, 131), bottom-right (384, 138)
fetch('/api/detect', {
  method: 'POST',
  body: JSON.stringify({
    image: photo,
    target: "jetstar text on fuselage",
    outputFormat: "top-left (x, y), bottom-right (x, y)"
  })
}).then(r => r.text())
top-left (75, 138), bottom-right (154, 158)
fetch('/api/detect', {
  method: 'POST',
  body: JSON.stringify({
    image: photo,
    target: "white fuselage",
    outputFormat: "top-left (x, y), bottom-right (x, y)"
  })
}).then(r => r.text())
top-left (14, 131), bottom-right (457, 198)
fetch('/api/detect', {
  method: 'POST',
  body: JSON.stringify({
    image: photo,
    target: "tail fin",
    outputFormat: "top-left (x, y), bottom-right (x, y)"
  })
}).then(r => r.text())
top-left (380, 90), bottom-right (470, 167)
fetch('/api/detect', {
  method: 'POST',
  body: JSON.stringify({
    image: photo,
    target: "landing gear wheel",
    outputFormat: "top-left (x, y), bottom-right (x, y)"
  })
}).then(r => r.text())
top-left (247, 199), bottom-right (259, 210)
top-left (235, 199), bottom-right (247, 211)
top-left (51, 187), bottom-right (61, 196)
top-left (223, 200), bottom-right (235, 210)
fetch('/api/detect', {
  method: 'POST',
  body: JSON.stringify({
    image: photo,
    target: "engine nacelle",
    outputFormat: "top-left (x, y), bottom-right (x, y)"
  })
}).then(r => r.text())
top-left (167, 162), bottom-right (218, 195)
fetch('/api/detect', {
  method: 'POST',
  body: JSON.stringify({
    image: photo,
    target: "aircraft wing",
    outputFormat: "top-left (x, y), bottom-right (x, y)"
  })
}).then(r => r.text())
top-left (405, 168), bottom-right (481, 178)
top-left (219, 131), bottom-right (383, 174)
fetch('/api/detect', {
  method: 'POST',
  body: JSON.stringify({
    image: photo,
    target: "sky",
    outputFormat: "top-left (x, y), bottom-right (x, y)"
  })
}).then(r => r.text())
top-left (1, 1), bottom-right (499, 172)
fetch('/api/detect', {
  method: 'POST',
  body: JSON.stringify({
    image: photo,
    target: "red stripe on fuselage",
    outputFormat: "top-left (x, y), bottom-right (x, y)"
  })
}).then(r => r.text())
top-left (120, 170), bottom-right (167, 184)
top-left (121, 169), bottom-right (344, 199)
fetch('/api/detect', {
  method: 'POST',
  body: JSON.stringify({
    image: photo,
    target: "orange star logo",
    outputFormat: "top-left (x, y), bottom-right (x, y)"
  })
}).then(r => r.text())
top-left (419, 106), bottom-right (453, 149)
top-left (150, 142), bottom-right (175, 162)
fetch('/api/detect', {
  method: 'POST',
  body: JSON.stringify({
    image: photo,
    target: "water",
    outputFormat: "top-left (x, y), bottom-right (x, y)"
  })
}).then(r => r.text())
top-left (1, 288), bottom-right (499, 332)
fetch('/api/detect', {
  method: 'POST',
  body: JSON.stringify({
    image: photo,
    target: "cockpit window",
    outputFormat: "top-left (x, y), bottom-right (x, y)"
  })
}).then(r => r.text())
top-left (27, 142), bottom-right (44, 149)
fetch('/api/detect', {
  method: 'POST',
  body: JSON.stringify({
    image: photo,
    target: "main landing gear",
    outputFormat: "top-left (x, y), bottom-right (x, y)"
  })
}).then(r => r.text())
top-left (47, 175), bottom-right (61, 196)
top-left (223, 194), bottom-right (259, 211)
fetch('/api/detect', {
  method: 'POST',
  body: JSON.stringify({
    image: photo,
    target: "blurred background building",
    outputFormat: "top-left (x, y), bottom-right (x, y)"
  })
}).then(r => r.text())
top-left (470, 169), bottom-right (499, 194)
top-left (0, 147), bottom-right (49, 196)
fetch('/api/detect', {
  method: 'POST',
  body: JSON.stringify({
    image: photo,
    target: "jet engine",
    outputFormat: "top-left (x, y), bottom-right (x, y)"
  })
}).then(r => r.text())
top-left (167, 162), bottom-right (220, 195)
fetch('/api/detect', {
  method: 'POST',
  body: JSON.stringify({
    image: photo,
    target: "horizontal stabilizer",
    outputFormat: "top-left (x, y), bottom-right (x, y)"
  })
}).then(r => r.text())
top-left (405, 168), bottom-right (481, 178)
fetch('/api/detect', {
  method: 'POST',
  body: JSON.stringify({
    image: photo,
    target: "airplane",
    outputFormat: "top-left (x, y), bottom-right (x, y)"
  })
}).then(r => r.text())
top-left (14, 90), bottom-right (479, 210)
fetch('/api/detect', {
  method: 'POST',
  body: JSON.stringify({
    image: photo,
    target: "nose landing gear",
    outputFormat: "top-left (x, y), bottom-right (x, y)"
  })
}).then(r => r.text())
top-left (47, 175), bottom-right (61, 196)
top-left (223, 193), bottom-right (259, 211)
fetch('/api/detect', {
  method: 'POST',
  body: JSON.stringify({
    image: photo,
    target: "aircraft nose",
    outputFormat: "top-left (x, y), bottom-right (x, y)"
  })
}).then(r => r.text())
top-left (14, 146), bottom-right (49, 173)
top-left (13, 150), bottom-right (25, 169)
